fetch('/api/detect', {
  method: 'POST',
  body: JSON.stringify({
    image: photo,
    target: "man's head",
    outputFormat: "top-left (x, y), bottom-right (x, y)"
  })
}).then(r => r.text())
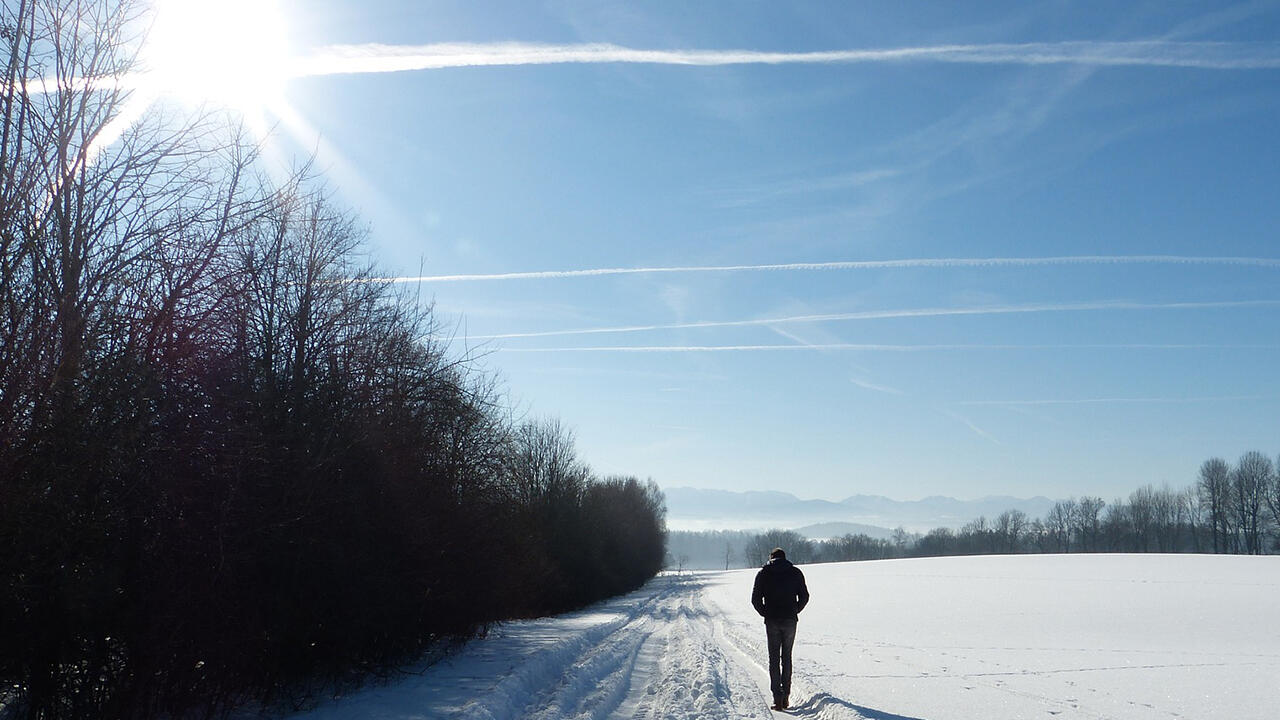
top-left (770, 547), bottom-right (786, 560)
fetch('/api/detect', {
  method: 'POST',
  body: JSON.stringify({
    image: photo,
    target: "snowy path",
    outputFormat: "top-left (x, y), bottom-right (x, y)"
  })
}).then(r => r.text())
top-left (291, 555), bottom-right (1280, 720)
top-left (292, 573), bottom-right (796, 720)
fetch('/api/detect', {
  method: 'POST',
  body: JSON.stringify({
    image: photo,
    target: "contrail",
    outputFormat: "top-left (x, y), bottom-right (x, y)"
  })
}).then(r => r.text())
top-left (16, 37), bottom-right (1278, 162)
top-left (942, 409), bottom-right (1002, 445)
top-left (295, 41), bottom-right (1280, 77)
top-left (464, 299), bottom-right (1280, 340)
top-left (20, 40), bottom-right (1280, 101)
top-left (958, 394), bottom-right (1272, 405)
top-left (497, 342), bottom-right (1280, 353)
top-left (18, 40), bottom-right (1279, 97)
top-left (382, 255), bottom-right (1280, 283)
top-left (852, 377), bottom-right (906, 395)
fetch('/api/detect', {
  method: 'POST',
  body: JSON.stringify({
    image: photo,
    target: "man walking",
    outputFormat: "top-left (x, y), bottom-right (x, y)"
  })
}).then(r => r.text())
top-left (751, 547), bottom-right (810, 711)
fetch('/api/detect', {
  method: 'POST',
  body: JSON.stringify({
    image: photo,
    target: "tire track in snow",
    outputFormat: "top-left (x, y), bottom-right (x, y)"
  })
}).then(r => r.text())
top-left (457, 578), bottom-right (679, 720)
top-left (460, 573), bottom-right (773, 719)
top-left (709, 597), bottom-right (867, 720)
top-left (626, 586), bottom-right (772, 720)
top-left (306, 573), bottom-right (857, 719)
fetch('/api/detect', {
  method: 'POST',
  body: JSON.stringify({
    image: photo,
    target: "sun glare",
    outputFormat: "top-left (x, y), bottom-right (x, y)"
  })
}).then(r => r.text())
top-left (141, 0), bottom-right (292, 116)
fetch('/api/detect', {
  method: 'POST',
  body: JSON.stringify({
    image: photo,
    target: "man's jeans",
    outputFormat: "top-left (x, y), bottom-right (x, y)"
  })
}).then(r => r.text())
top-left (764, 618), bottom-right (798, 703)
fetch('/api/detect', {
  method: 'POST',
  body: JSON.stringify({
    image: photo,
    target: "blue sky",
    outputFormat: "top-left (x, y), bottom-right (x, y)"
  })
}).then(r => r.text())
top-left (255, 0), bottom-right (1280, 501)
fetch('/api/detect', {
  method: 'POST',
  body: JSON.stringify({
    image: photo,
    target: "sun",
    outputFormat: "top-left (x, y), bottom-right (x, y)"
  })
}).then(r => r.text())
top-left (140, 0), bottom-right (293, 116)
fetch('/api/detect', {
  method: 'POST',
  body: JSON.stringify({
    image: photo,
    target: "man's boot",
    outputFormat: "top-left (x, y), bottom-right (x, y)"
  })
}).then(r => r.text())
top-left (771, 694), bottom-right (784, 711)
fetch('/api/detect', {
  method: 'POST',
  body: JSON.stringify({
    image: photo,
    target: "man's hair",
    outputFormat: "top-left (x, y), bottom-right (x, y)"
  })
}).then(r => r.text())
top-left (770, 547), bottom-right (786, 559)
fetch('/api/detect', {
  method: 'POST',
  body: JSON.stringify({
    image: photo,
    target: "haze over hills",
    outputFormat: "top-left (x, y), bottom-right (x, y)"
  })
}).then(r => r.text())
top-left (663, 486), bottom-right (1057, 534)
top-left (792, 522), bottom-right (896, 541)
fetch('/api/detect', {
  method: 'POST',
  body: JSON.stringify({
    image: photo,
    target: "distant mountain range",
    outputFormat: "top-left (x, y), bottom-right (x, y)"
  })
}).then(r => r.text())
top-left (663, 487), bottom-right (1056, 534)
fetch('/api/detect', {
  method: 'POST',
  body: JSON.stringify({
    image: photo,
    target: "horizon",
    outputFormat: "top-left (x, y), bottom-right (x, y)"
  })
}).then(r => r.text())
top-left (662, 484), bottom-right (1059, 504)
top-left (661, 485), bottom-right (1066, 535)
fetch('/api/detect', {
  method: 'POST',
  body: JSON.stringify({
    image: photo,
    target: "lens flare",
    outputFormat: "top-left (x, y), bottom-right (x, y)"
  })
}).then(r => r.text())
top-left (141, 0), bottom-right (292, 113)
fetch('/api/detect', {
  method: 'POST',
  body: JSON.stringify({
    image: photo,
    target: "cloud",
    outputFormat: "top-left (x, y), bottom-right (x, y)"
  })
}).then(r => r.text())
top-left (463, 299), bottom-right (1280, 340)
top-left (294, 41), bottom-right (1280, 78)
top-left (383, 255), bottom-right (1280, 283)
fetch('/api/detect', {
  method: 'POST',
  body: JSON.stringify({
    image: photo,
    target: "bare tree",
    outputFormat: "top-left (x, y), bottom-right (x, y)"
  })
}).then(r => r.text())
top-left (960, 515), bottom-right (999, 554)
top-left (1197, 457), bottom-right (1233, 553)
top-left (1269, 453), bottom-right (1280, 539)
top-left (1179, 487), bottom-right (1202, 553)
top-left (1, 0), bottom-right (247, 446)
top-left (994, 509), bottom-right (1029, 553)
top-left (1128, 486), bottom-right (1160, 552)
top-left (891, 526), bottom-right (913, 551)
top-left (820, 532), bottom-right (895, 562)
top-left (1073, 497), bottom-right (1105, 552)
top-left (1031, 519), bottom-right (1061, 553)
top-left (505, 416), bottom-right (591, 507)
top-left (1232, 451), bottom-right (1272, 554)
top-left (1148, 484), bottom-right (1188, 552)
top-left (744, 529), bottom-right (813, 566)
top-left (1100, 500), bottom-right (1133, 551)
top-left (1044, 499), bottom-right (1078, 553)
top-left (914, 527), bottom-right (957, 556)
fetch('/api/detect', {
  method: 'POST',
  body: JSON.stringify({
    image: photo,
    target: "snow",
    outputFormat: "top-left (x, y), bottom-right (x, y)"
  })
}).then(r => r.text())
top-left (289, 554), bottom-right (1280, 719)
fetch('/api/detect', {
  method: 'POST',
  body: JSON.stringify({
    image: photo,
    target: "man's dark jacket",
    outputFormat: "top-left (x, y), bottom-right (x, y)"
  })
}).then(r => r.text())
top-left (751, 557), bottom-right (810, 621)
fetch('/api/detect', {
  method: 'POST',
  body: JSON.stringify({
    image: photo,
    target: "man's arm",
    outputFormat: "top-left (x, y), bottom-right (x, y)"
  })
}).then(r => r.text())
top-left (751, 571), bottom-right (767, 616)
top-left (794, 568), bottom-right (810, 614)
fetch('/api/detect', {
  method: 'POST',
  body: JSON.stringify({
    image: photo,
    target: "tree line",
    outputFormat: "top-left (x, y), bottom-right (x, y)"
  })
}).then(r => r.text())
top-left (0, 2), bottom-right (665, 718)
top-left (668, 528), bottom-right (907, 570)
top-left (732, 451), bottom-right (1280, 567)
top-left (910, 451), bottom-right (1280, 557)
top-left (738, 528), bottom-right (905, 567)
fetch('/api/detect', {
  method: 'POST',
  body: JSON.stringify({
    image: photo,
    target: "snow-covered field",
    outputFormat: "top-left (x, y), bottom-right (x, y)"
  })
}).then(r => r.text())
top-left (290, 554), bottom-right (1280, 719)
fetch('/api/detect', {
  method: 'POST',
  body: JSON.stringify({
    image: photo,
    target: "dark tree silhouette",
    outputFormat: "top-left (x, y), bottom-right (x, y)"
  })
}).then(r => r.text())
top-left (0, 3), bottom-right (668, 717)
